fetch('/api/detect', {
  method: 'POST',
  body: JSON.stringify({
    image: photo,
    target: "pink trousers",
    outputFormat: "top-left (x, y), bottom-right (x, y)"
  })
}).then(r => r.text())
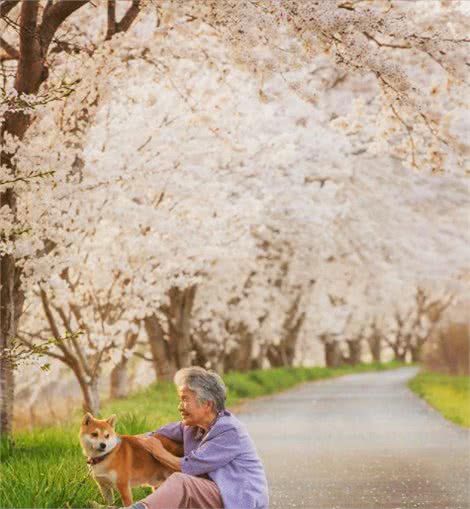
top-left (141, 473), bottom-right (224, 509)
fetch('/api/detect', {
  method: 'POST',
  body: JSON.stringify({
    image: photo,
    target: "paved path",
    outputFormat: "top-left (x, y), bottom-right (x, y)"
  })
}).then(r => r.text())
top-left (238, 368), bottom-right (470, 509)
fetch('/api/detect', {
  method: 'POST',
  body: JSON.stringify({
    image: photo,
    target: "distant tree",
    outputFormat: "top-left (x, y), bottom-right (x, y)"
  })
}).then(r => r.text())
top-left (366, 319), bottom-right (382, 363)
top-left (384, 287), bottom-right (454, 362)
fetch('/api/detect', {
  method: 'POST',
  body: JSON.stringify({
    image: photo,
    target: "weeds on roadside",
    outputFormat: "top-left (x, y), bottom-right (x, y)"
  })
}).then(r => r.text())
top-left (409, 371), bottom-right (470, 428)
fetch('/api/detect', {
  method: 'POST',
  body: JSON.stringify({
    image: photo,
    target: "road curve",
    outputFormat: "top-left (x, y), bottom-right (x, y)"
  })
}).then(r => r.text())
top-left (237, 367), bottom-right (470, 509)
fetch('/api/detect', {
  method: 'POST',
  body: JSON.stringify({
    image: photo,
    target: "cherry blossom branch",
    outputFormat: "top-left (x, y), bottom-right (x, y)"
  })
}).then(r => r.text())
top-left (39, 0), bottom-right (90, 55)
top-left (0, 35), bottom-right (19, 60)
top-left (0, 0), bottom-right (19, 19)
top-left (133, 351), bottom-right (153, 362)
top-left (390, 102), bottom-right (417, 169)
top-left (105, 0), bottom-right (141, 41)
top-left (51, 303), bottom-right (92, 378)
top-left (4, 334), bottom-right (66, 367)
top-left (0, 170), bottom-right (55, 187)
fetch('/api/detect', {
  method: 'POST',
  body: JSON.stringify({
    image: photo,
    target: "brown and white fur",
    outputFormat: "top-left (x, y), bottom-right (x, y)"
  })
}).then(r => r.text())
top-left (79, 413), bottom-right (183, 506)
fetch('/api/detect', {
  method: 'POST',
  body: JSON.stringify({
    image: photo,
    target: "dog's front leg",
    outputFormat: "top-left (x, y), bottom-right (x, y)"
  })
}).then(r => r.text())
top-left (97, 481), bottom-right (114, 505)
top-left (116, 481), bottom-right (132, 506)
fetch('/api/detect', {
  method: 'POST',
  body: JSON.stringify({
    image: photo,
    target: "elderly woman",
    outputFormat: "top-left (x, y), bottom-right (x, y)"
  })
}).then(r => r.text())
top-left (132, 366), bottom-right (269, 509)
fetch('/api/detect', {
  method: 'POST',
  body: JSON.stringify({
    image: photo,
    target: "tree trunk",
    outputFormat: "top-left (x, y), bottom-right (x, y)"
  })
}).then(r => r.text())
top-left (389, 340), bottom-right (406, 362)
top-left (367, 334), bottom-right (381, 362)
top-left (266, 343), bottom-right (287, 368)
top-left (345, 339), bottom-right (362, 365)
top-left (191, 334), bottom-right (210, 369)
top-left (250, 345), bottom-right (266, 370)
top-left (267, 297), bottom-right (305, 368)
top-left (166, 285), bottom-right (197, 369)
top-left (144, 314), bottom-right (177, 382)
top-left (0, 1), bottom-right (42, 441)
top-left (324, 341), bottom-right (343, 368)
top-left (0, 244), bottom-right (24, 439)
top-left (109, 328), bottom-right (139, 399)
top-left (394, 335), bottom-right (408, 361)
top-left (395, 349), bottom-right (407, 362)
top-left (409, 344), bottom-right (421, 363)
top-left (109, 357), bottom-right (130, 399)
top-left (226, 329), bottom-right (254, 372)
top-left (69, 356), bottom-right (100, 415)
top-left (82, 378), bottom-right (100, 416)
top-left (281, 311), bottom-right (305, 367)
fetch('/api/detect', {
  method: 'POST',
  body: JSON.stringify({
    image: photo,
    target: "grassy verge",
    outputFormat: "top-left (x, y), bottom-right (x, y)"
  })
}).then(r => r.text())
top-left (1, 362), bottom-right (404, 508)
top-left (408, 370), bottom-right (470, 428)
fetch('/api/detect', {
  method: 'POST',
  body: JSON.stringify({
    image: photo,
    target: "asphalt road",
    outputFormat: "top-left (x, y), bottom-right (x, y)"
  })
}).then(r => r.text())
top-left (237, 367), bottom-right (470, 509)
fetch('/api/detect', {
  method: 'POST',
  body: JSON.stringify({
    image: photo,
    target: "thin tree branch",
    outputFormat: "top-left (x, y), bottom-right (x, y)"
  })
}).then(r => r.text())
top-left (390, 102), bottom-right (417, 168)
top-left (363, 31), bottom-right (410, 50)
top-left (116, 0), bottom-right (140, 34)
top-left (133, 351), bottom-right (153, 362)
top-left (17, 334), bottom-right (68, 363)
top-left (39, 0), bottom-right (89, 55)
top-left (53, 303), bottom-right (92, 377)
top-left (105, 0), bottom-right (116, 41)
top-left (0, 170), bottom-right (55, 186)
top-left (0, 35), bottom-right (19, 60)
top-left (0, 0), bottom-right (20, 18)
top-left (90, 341), bottom-right (115, 381)
top-left (39, 287), bottom-right (74, 362)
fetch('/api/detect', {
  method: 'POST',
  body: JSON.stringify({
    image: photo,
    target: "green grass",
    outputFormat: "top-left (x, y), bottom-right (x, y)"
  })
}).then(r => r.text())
top-left (0, 362), bottom-right (404, 508)
top-left (408, 370), bottom-right (470, 428)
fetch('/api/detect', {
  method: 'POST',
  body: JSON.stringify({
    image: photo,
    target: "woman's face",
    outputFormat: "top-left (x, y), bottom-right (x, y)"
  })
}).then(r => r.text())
top-left (177, 385), bottom-right (213, 428)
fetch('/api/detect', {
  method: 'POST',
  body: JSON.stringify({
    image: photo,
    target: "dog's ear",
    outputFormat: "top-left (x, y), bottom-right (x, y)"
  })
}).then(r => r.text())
top-left (82, 412), bottom-right (93, 426)
top-left (106, 414), bottom-right (117, 428)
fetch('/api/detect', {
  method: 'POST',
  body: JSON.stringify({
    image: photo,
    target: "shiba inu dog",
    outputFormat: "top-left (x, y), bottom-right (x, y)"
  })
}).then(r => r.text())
top-left (79, 413), bottom-right (183, 505)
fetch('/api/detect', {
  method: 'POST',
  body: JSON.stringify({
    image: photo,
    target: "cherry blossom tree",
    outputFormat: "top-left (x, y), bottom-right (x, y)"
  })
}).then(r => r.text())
top-left (0, 0), bottom-right (143, 438)
top-left (381, 286), bottom-right (454, 363)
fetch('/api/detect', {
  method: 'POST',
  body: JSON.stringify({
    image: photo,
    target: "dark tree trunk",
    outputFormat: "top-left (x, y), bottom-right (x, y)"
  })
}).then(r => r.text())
top-left (395, 348), bottom-right (407, 362)
top-left (82, 377), bottom-right (100, 416)
top-left (324, 341), bottom-right (344, 368)
top-left (144, 314), bottom-right (177, 382)
top-left (224, 326), bottom-right (254, 373)
top-left (409, 344), bottom-right (421, 363)
top-left (166, 285), bottom-right (197, 369)
top-left (0, 234), bottom-right (24, 438)
top-left (267, 295), bottom-right (305, 368)
top-left (266, 343), bottom-right (287, 368)
top-left (0, 1), bottom-right (42, 442)
top-left (109, 357), bottom-right (130, 399)
top-left (191, 338), bottom-right (209, 370)
top-left (345, 339), bottom-right (362, 365)
top-left (367, 334), bottom-right (381, 362)
top-left (250, 346), bottom-right (265, 370)
top-left (109, 329), bottom-right (139, 399)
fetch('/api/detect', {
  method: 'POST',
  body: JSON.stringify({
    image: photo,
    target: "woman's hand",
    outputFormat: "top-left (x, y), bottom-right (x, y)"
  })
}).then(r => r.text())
top-left (136, 436), bottom-right (167, 459)
top-left (135, 436), bottom-right (182, 471)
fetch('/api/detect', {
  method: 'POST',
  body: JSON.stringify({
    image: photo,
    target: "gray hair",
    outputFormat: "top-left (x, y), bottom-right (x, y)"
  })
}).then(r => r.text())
top-left (174, 367), bottom-right (227, 413)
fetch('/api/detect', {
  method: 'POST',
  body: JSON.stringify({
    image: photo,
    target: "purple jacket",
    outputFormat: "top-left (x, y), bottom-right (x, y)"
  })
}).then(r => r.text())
top-left (151, 410), bottom-right (269, 509)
